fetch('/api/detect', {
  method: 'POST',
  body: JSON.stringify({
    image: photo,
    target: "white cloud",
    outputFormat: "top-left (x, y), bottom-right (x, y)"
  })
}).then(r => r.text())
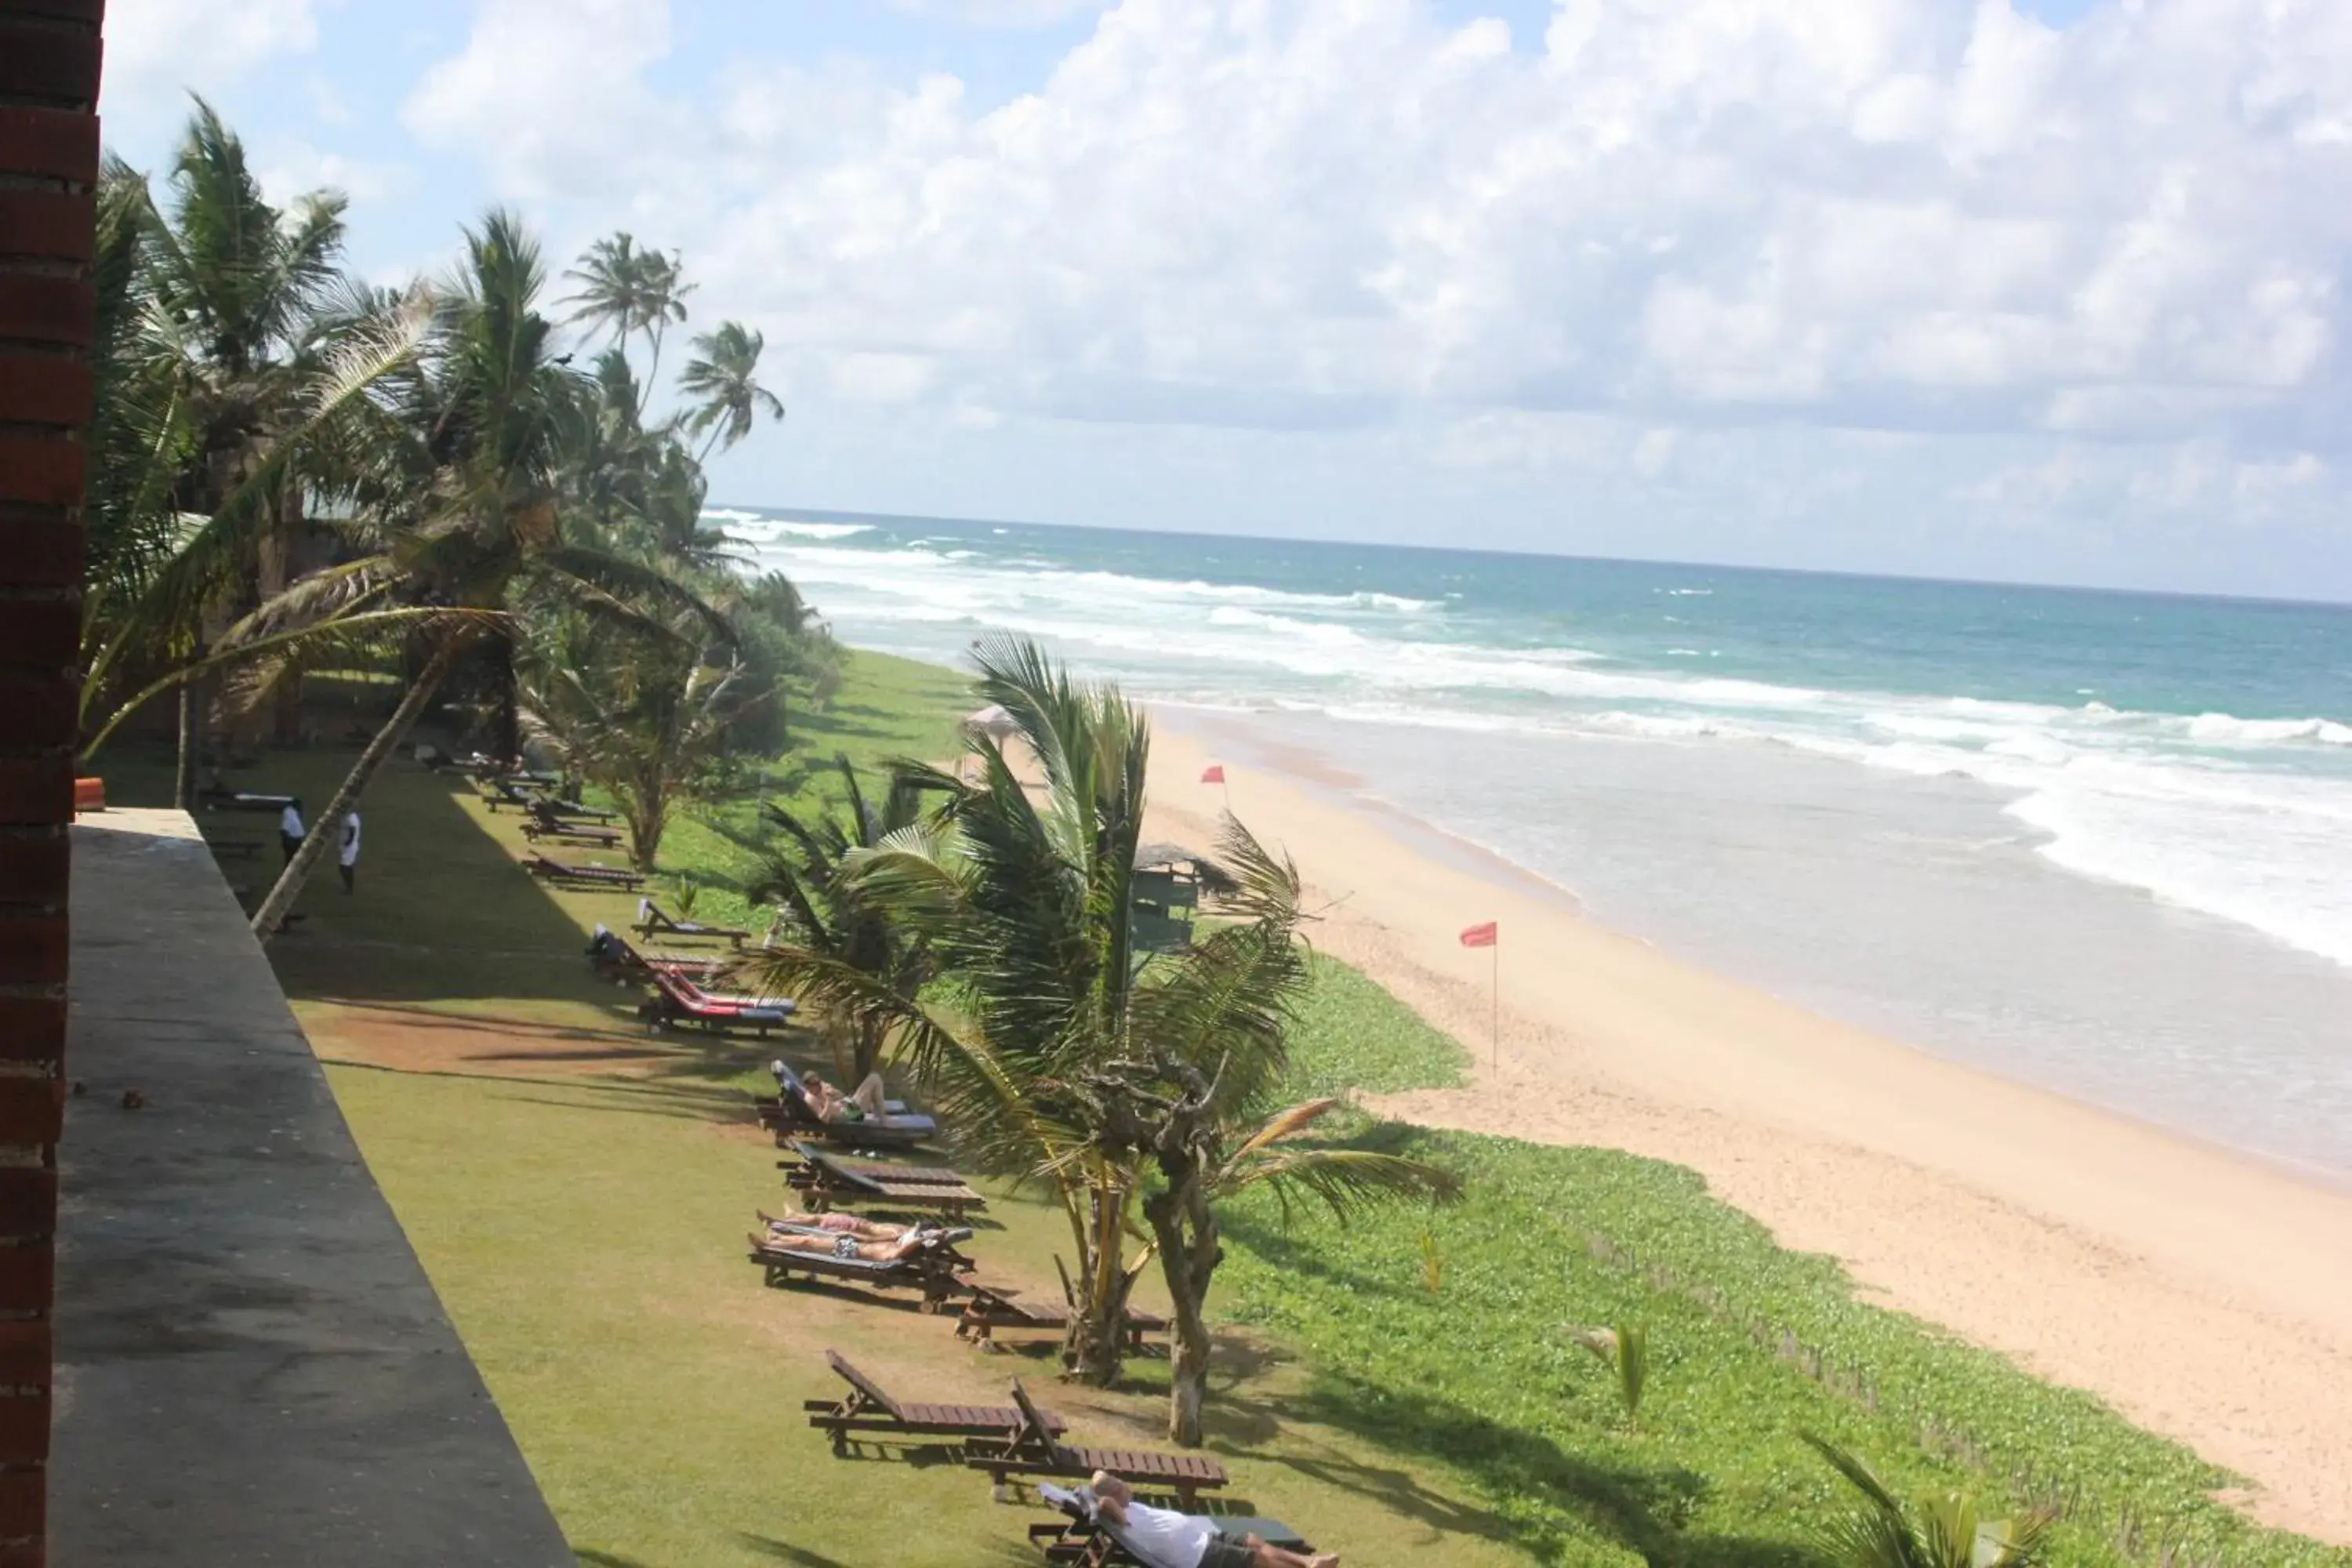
top-left (104, 0), bottom-right (320, 137)
top-left (885, 0), bottom-right (1107, 26)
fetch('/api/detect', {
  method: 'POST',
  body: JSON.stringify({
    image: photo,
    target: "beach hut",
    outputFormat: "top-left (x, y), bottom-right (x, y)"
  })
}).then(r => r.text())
top-left (1131, 840), bottom-right (1207, 956)
top-left (960, 704), bottom-right (1019, 739)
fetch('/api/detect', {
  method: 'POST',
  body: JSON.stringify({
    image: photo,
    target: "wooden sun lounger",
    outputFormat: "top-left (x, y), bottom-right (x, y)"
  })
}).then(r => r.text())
top-left (967, 1382), bottom-right (1228, 1507)
top-left (522, 851), bottom-right (644, 890)
top-left (641, 970), bottom-right (796, 1036)
top-left (199, 789), bottom-right (294, 813)
top-left (747, 1231), bottom-right (976, 1311)
top-left (955, 1282), bottom-right (1164, 1354)
top-left (764, 1062), bottom-right (938, 1148)
top-left (802, 1349), bottom-right (1065, 1452)
top-left (782, 1141), bottom-right (984, 1218)
top-left (586, 927), bottom-right (730, 984)
top-left (521, 803), bottom-right (622, 847)
top-left (539, 796), bottom-right (618, 822)
top-left (1029, 1486), bottom-right (1308, 1567)
top-left (633, 899), bottom-right (749, 946)
top-left (481, 778), bottom-right (539, 811)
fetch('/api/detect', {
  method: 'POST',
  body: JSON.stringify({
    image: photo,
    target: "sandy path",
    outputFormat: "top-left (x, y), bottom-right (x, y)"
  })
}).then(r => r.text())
top-left (1146, 718), bottom-right (2352, 1544)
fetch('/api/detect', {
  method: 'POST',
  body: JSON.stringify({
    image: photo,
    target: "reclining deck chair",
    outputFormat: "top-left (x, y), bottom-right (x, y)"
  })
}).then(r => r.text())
top-left (641, 970), bottom-right (795, 1036)
top-left (803, 1349), bottom-right (1065, 1451)
top-left (781, 1139), bottom-right (982, 1216)
top-left (521, 801), bottom-right (622, 847)
top-left (955, 1281), bottom-right (1163, 1354)
top-left (522, 851), bottom-right (644, 891)
top-left (586, 926), bottom-right (729, 984)
top-left (633, 898), bottom-right (750, 946)
top-left (965, 1381), bottom-right (1228, 1506)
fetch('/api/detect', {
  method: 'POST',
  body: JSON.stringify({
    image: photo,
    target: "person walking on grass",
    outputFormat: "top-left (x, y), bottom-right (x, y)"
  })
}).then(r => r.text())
top-left (278, 798), bottom-right (306, 866)
top-left (338, 809), bottom-right (362, 895)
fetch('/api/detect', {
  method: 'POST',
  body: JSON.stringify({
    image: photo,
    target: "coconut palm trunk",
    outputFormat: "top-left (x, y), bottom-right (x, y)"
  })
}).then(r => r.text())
top-left (249, 637), bottom-right (464, 940)
top-left (173, 678), bottom-right (199, 811)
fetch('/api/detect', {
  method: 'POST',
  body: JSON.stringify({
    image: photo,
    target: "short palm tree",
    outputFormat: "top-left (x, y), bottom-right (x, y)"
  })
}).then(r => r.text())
top-left (737, 637), bottom-right (1457, 1401)
top-left (679, 321), bottom-right (785, 463)
top-left (1806, 1435), bottom-right (2051, 1568)
top-left (743, 756), bottom-right (931, 1083)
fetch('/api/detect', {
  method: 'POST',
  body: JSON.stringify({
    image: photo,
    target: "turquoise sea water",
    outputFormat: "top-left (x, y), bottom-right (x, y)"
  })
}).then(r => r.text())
top-left (717, 505), bottom-right (2352, 1176)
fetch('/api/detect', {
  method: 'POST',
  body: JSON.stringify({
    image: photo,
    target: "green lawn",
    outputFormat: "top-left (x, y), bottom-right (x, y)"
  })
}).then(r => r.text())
top-left (89, 647), bottom-right (2352, 1567)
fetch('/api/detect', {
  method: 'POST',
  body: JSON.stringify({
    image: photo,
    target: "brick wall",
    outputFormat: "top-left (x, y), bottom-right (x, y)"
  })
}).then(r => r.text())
top-left (0, 1), bottom-right (102, 1562)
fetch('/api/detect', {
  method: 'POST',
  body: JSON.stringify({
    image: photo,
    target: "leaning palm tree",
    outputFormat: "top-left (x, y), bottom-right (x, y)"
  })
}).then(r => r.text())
top-left (140, 97), bottom-right (352, 743)
top-left (247, 209), bottom-right (726, 940)
top-left (1806, 1435), bottom-right (2051, 1568)
top-left (742, 756), bottom-right (931, 1083)
top-left (679, 321), bottom-right (784, 463)
top-left (737, 637), bottom-right (1454, 1395)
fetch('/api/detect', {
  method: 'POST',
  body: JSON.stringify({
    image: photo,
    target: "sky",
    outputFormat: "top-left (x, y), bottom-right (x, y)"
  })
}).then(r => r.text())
top-left (100, 0), bottom-right (2352, 600)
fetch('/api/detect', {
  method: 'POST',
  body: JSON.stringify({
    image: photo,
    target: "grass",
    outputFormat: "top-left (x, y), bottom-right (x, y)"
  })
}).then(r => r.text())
top-left (89, 646), bottom-right (2352, 1568)
top-left (1220, 976), bottom-right (2352, 1568)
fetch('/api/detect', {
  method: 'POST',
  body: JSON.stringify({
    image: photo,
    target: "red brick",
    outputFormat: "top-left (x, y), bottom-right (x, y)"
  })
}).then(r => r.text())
top-left (0, 602), bottom-right (78, 669)
top-left (0, 921), bottom-right (64, 989)
top-left (6, 0), bottom-right (105, 23)
top-left (0, 761), bottom-right (70, 826)
top-left (0, 1468), bottom-right (42, 1545)
top-left (0, 685), bottom-right (70, 751)
top-left (0, 438), bottom-right (83, 509)
top-left (0, 358), bottom-right (87, 429)
top-left (0, 1001), bottom-right (62, 1065)
top-left (0, 1389), bottom-right (50, 1467)
top-left (0, 528), bottom-right (79, 589)
top-left (0, 1085), bottom-right (61, 1147)
top-left (0, 28), bottom-right (100, 105)
top-left (0, 280), bottom-right (89, 349)
top-left (0, 1178), bottom-right (52, 1250)
top-left (0, 193), bottom-right (91, 264)
top-left (0, 107), bottom-right (98, 184)
top-left (0, 837), bottom-right (66, 899)
top-left (0, 1327), bottom-right (50, 1394)
top-left (0, 1249), bottom-right (51, 1316)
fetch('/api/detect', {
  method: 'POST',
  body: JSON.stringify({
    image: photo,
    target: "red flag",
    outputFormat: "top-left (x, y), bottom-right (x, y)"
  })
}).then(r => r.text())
top-left (1459, 921), bottom-right (1497, 948)
top-left (1200, 764), bottom-right (1225, 784)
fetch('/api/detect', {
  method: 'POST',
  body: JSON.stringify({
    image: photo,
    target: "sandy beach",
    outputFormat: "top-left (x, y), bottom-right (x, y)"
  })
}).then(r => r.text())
top-left (1145, 712), bottom-right (2352, 1545)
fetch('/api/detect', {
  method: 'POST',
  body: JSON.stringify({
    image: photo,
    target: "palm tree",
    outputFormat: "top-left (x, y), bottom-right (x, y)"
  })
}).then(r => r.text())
top-left (1095, 820), bottom-right (1459, 1443)
top-left (247, 209), bottom-right (727, 940)
top-left (560, 232), bottom-right (692, 412)
top-left (743, 756), bottom-right (931, 1083)
top-left (1806, 1435), bottom-right (2051, 1568)
top-left (737, 637), bottom-right (1455, 1396)
top-left (140, 98), bottom-right (352, 744)
top-left (679, 321), bottom-right (784, 464)
top-left (520, 608), bottom-right (763, 870)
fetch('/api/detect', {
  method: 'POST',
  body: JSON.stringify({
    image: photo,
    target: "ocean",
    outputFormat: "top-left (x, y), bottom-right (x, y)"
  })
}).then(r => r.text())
top-left (714, 505), bottom-right (2352, 1181)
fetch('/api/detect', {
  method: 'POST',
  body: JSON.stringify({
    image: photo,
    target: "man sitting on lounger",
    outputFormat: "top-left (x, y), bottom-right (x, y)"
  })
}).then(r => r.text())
top-left (1085, 1472), bottom-right (1338, 1568)
top-left (802, 1070), bottom-right (891, 1123)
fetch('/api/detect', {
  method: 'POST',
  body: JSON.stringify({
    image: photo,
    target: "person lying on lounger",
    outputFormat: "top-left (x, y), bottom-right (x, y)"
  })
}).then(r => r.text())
top-left (757, 1208), bottom-right (934, 1242)
top-left (1087, 1472), bottom-right (1338, 1568)
top-left (801, 1070), bottom-right (891, 1123)
top-left (757, 1226), bottom-right (962, 1263)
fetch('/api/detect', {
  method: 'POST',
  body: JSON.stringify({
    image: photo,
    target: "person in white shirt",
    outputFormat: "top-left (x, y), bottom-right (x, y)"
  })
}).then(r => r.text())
top-left (1089, 1472), bottom-right (1337, 1568)
top-left (278, 800), bottom-right (306, 865)
top-left (338, 810), bottom-right (362, 895)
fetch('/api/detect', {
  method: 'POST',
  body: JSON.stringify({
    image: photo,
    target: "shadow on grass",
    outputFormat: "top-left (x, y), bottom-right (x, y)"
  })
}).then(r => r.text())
top-left (1250, 1370), bottom-right (1823, 1568)
top-left (739, 1533), bottom-right (1034, 1566)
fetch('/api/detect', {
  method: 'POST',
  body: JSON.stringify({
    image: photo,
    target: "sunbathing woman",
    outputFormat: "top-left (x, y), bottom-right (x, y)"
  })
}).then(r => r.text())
top-left (757, 1208), bottom-right (923, 1241)
top-left (754, 1226), bottom-right (940, 1264)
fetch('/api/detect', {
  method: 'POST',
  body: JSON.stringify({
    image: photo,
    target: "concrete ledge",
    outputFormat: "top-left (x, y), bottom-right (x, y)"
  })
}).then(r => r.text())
top-left (53, 811), bottom-right (572, 1566)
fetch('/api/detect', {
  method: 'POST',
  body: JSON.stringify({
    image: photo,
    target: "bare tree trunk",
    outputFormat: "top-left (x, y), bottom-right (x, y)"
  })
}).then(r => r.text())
top-left (1145, 1183), bottom-right (1220, 1446)
top-left (267, 485), bottom-right (304, 745)
top-left (173, 678), bottom-right (198, 812)
top-left (250, 638), bottom-right (463, 942)
top-left (490, 631), bottom-right (519, 764)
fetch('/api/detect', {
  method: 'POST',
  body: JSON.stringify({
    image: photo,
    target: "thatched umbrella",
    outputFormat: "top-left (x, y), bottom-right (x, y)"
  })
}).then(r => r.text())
top-left (960, 703), bottom-right (1018, 739)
